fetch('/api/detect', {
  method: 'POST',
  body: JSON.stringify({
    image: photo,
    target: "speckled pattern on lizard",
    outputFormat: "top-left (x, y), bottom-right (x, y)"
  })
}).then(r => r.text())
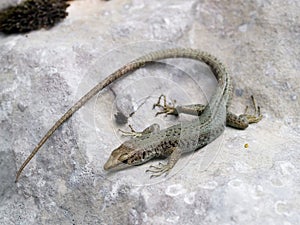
top-left (15, 48), bottom-right (262, 181)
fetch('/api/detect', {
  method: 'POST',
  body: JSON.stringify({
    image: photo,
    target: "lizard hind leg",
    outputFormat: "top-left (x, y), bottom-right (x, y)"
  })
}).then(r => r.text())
top-left (243, 95), bottom-right (263, 123)
top-left (152, 94), bottom-right (178, 116)
top-left (226, 95), bottom-right (263, 129)
top-left (153, 94), bottom-right (208, 117)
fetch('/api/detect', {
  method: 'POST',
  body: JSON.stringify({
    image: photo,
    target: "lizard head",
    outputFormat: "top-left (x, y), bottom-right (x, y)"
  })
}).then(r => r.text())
top-left (104, 143), bottom-right (147, 171)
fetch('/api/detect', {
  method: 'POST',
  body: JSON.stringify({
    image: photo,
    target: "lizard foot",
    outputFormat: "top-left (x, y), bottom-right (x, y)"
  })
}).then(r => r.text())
top-left (119, 125), bottom-right (143, 137)
top-left (243, 95), bottom-right (263, 123)
top-left (152, 94), bottom-right (178, 117)
top-left (145, 162), bottom-right (171, 178)
top-left (119, 124), bottom-right (161, 138)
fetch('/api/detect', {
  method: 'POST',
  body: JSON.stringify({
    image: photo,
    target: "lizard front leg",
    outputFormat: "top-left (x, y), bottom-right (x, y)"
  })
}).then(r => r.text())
top-left (146, 147), bottom-right (182, 178)
top-left (119, 123), bottom-right (160, 138)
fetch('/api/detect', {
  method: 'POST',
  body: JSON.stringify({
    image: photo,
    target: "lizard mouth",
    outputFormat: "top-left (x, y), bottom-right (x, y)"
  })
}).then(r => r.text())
top-left (103, 155), bottom-right (129, 171)
top-left (103, 158), bottom-right (116, 170)
top-left (103, 143), bottom-right (137, 171)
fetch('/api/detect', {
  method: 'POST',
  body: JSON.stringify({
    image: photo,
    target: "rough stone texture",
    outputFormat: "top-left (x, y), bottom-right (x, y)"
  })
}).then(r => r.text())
top-left (0, 0), bottom-right (299, 224)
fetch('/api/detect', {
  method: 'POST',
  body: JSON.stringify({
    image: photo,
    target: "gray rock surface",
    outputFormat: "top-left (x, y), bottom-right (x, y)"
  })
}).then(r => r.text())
top-left (0, 0), bottom-right (299, 224)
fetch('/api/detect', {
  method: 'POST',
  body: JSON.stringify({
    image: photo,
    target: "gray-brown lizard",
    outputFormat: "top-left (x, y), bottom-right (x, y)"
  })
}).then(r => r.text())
top-left (15, 48), bottom-right (262, 181)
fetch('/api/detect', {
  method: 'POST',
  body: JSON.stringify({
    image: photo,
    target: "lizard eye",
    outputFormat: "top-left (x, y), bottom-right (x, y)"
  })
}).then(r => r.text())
top-left (119, 153), bottom-right (129, 162)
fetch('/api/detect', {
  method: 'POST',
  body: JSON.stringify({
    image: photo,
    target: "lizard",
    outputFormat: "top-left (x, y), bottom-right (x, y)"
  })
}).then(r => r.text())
top-left (15, 48), bottom-right (262, 182)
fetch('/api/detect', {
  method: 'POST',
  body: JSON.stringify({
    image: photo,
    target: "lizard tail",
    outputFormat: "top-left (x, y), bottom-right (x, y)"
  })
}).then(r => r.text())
top-left (16, 48), bottom-right (229, 181)
top-left (15, 61), bottom-right (145, 182)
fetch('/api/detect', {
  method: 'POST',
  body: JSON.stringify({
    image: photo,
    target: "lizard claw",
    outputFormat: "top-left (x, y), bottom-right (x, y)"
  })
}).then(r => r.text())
top-left (118, 125), bottom-right (143, 138)
top-left (153, 94), bottom-right (177, 117)
top-left (243, 95), bottom-right (263, 123)
top-left (145, 162), bottom-right (170, 178)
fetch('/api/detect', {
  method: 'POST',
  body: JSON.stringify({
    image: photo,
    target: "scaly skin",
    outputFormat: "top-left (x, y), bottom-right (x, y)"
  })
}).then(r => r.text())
top-left (15, 48), bottom-right (262, 181)
top-left (103, 49), bottom-right (262, 177)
